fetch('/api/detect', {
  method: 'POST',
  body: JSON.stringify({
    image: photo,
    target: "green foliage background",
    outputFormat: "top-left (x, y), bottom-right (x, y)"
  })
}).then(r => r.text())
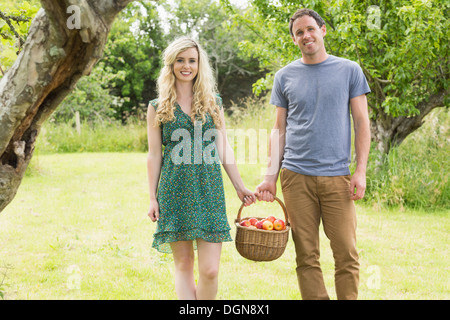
top-left (226, 0), bottom-right (449, 119)
top-left (0, 0), bottom-right (39, 72)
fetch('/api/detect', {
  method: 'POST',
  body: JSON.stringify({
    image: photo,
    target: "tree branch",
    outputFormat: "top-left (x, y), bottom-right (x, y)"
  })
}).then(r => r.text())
top-left (374, 77), bottom-right (393, 84)
top-left (0, 10), bottom-right (25, 47)
top-left (391, 88), bottom-right (449, 146)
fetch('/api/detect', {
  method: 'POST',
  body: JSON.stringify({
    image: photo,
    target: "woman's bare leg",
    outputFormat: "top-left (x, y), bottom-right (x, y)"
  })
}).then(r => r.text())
top-left (196, 239), bottom-right (222, 300)
top-left (170, 241), bottom-right (196, 299)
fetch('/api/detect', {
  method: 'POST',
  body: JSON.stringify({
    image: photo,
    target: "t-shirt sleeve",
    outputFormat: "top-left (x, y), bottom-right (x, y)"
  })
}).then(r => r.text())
top-left (349, 63), bottom-right (371, 99)
top-left (270, 72), bottom-right (288, 108)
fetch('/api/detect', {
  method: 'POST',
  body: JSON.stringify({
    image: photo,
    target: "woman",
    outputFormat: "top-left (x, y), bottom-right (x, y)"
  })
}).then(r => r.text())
top-left (146, 37), bottom-right (256, 300)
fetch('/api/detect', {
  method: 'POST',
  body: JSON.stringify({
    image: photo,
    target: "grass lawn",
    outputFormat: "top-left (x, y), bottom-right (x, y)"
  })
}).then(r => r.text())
top-left (0, 153), bottom-right (448, 299)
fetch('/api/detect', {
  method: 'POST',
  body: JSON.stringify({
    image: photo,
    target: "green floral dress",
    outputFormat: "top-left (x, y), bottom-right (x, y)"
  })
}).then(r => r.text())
top-left (150, 98), bottom-right (232, 253)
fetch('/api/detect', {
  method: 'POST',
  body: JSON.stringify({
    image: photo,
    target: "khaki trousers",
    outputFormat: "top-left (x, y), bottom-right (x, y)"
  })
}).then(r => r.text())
top-left (280, 168), bottom-right (359, 300)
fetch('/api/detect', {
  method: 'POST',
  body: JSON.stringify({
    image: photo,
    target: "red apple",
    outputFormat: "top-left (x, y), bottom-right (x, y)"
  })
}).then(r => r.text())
top-left (240, 220), bottom-right (251, 227)
top-left (248, 218), bottom-right (258, 226)
top-left (273, 219), bottom-right (286, 231)
top-left (262, 220), bottom-right (273, 231)
top-left (255, 220), bottom-right (264, 229)
top-left (266, 216), bottom-right (276, 223)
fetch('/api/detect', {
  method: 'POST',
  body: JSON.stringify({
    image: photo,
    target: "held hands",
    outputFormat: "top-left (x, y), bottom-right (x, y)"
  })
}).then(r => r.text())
top-left (237, 187), bottom-right (257, 207)
top-left (255, 179), bottom-right (277, 202)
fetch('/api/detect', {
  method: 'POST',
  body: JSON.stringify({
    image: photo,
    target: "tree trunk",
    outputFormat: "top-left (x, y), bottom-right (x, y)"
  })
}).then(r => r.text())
top-left (0, 0), bottom-right (135, 213)
top-left (370, 89), bottom-right (449, 162)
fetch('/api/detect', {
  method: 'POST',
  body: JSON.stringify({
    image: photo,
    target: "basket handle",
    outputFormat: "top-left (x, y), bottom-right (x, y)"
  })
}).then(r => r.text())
top-left (236, 196), bottom-right (289, 225)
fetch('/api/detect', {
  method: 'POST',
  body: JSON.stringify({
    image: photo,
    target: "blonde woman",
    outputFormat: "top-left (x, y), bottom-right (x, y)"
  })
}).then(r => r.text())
top-left (146, 37), bottom-right (256, 300)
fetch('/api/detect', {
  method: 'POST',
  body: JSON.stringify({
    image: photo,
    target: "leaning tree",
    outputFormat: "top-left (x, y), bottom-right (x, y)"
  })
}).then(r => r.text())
top-left (0, 0), bottom-right (136, 212)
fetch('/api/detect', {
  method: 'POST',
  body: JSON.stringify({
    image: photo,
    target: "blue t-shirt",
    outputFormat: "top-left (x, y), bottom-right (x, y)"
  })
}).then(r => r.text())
top-left (270, 55), bottom-right (371, 176)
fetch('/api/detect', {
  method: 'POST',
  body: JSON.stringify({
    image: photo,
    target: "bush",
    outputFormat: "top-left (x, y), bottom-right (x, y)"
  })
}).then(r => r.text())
top-left (364, 108), bottom-right (449, 210)
top-left (35, 119), bottom-right (147, 154)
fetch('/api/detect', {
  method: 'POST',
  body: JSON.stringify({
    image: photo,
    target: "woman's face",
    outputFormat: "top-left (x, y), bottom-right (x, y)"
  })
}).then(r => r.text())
top-left (173, 47), bottom-right (199, 84)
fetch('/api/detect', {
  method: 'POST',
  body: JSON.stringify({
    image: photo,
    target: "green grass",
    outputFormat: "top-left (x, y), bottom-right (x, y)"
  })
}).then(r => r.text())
top-left (1, 153), bottom-right (448, 299)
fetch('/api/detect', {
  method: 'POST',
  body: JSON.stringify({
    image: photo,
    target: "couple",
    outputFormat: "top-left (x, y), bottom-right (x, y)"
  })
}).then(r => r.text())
top-left (146, 9), bottom-right (371, 300)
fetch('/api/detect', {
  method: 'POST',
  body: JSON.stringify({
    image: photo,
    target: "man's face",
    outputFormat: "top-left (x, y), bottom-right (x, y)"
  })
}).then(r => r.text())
top-left (291, 15), bottom-right (327, 58)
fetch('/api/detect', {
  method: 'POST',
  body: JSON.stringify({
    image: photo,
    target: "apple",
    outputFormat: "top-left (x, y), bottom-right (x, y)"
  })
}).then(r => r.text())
top-left (273, 219), bottom-right (286, 231)
top-left (248, 217), bottom-right (258, 226)
top-left (240, 220), bottom-right (251, 227)
top-left (255, 220), bottom-right (264, 229)
top-left (262, 220), bottom-right (273, 231)
top-left (266, 216), bottom-right (276, 223)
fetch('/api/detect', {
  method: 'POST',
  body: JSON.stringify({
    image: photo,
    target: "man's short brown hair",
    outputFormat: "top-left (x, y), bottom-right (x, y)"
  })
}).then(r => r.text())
top-left (289, 8), bottom-right (326, 36)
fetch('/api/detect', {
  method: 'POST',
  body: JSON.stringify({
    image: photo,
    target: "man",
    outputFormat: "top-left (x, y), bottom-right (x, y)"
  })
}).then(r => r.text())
top-left (256, 8), bottom-right (371, 300)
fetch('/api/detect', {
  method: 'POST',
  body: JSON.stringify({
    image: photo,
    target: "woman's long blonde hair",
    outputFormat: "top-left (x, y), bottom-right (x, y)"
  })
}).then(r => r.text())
top-left (154, 37), bottom-right (222, 128)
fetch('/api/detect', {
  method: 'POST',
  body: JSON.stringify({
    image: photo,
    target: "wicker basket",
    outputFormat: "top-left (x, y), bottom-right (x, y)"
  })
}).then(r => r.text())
top-left (235, 197), bottom-right (290, 262)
